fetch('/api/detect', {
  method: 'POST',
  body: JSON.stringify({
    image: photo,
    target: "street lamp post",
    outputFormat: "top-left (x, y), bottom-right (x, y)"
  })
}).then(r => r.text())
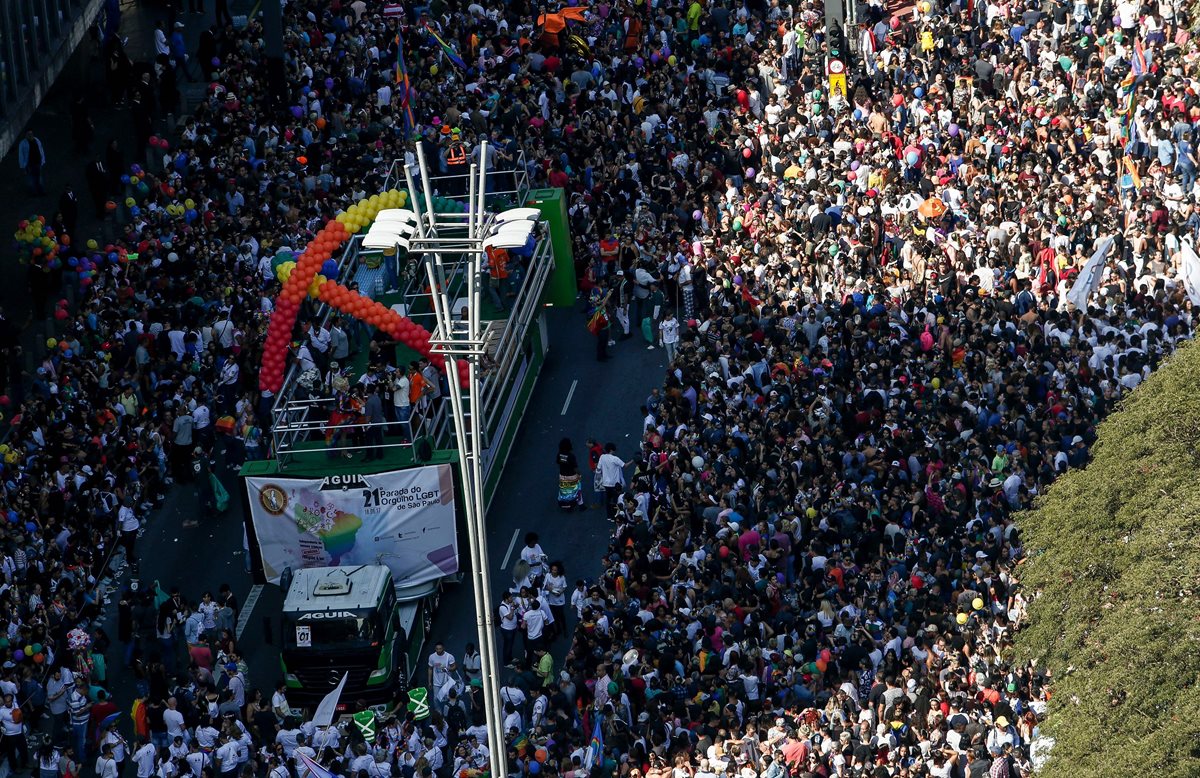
top-left (415, 145), bottom-right (509, 778)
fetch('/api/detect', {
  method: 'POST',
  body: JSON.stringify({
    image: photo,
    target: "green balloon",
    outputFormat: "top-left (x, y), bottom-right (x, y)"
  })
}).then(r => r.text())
top-left (0, 638), bottom-right (9, 649)
top-left (31, 643), bottom-right (41, 654)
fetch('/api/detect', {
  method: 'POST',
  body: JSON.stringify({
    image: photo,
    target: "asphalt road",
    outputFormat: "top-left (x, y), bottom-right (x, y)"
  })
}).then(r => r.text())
top-left (97, 305), bottom-right (664, 705)
top-left (430, 306), bottom-right (665, 667)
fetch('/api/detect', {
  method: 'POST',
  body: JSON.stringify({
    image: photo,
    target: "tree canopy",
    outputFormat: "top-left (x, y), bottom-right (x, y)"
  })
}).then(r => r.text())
top-left (1015, 340), bottom-right (1200, 777)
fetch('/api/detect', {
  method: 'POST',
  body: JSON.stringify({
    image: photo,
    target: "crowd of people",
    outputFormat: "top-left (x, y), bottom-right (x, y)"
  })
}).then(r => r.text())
top-left (1, 0), bottom-right (1197, 773)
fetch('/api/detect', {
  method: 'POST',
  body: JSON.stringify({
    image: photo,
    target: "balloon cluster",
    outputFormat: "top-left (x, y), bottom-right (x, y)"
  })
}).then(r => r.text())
top-left (258, 190), bottom-right (471, 394)
top-left (1, 638), bottom-right (47, 665)
top-left (12, 216), bottom-right (61, 268)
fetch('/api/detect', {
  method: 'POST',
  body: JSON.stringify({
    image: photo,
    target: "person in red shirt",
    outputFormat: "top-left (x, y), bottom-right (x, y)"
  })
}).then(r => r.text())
top-left (547, 160), bottom-right (570, 189)
top-left (585, 438), bottom-right (603, 507)
top-left (89, 689), bottom-right (118, 745)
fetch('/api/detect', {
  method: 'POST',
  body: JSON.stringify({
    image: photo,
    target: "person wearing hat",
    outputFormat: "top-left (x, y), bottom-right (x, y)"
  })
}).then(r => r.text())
top-left (986, 715), bottom-right (1017, 756)
top-left (223, 662), bottom-right (246, 709)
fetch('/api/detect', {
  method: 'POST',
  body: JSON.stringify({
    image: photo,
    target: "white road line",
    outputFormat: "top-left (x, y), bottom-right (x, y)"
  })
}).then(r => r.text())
top-left (560, 379), bottom-right (578, 415)
top-left (236, 584), bottom-right (265, 640)
top-left (501, 528), bottom-right (521, 570)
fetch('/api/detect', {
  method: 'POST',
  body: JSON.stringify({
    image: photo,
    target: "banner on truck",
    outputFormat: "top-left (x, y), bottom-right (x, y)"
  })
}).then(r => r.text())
top-left (246, 465), bottom-right (458, 586)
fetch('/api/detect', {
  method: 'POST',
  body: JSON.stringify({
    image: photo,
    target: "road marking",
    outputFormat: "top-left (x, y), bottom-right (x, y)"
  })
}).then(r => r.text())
top-left (501, 528), bottom-right (521, 570)
top-left (561, 379), bottom-right (578, 415)
top-left (236, 584), bottom-right (265, 640)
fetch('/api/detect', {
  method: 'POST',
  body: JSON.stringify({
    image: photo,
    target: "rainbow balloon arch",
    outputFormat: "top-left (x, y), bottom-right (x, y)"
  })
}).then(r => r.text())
top-left (258, 188), bottom-right (470, 394)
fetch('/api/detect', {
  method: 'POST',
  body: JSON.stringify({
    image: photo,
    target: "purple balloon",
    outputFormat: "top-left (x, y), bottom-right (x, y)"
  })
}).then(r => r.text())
top-left (325, 78), bottom-right (335, 90)
top-left (291, 105), bottom-right (304, 119)
top-left (211, 57), bottom-right (220, 67)
top-left (948, 123), bottom-right (960, 136)
top-left (850, 161), bottom-right (860, 171)
top-left (12, 650), bottom-right (23, 661)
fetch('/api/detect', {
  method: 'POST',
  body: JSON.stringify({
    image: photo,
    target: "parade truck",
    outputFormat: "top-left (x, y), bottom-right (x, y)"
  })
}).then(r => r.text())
top-left (240, 465), bottom-right (462, 708)
top-left (280, 565), bottom-right (441, 707)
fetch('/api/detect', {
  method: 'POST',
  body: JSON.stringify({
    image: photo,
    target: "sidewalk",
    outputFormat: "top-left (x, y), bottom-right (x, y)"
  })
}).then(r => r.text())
top-left (0, 0), bottom-right (256, 360)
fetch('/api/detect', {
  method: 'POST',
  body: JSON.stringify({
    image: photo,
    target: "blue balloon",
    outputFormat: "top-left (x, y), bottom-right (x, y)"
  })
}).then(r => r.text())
top-left (64, 349), bottom-right (73, 358)
top-left (67, 258), bottom-right (78, 268)
top-left (108, 252), bottom-right (118, 263)
top-left (120, 175), bottom-right (130, 185)
top-left (130, 206), bottom-right (140, 217)
top-left (6, 511), bottom-right (17, 523)
top-left (23, 522), bottom-right (35, 532)
top-left (321, 259), bottom-right (338, 277)
top-left (185, 209), bottom-right (198, 223)
top-left (528, 763), bottom-right (540, 775)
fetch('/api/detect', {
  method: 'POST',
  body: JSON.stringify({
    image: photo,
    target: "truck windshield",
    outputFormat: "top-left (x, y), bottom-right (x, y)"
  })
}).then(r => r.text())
top-left (285, 613), bottom-right (380, 648)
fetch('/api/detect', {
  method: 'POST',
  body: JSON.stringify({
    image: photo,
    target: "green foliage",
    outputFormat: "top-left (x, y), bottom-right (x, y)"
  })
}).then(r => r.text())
top-left (1015, 340), bottom-right (1200, 778)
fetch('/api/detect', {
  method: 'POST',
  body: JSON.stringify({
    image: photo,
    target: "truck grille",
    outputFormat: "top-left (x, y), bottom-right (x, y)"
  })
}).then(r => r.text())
top-left (292, 666), bottom-right (373, 695)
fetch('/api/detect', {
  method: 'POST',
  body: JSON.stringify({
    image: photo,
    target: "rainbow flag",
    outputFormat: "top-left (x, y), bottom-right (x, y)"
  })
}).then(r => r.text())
top-left (584, 716), bottom-right (603, 770)
top-left (1131, 37), bottom-right (1148, 77)
top-left (395, 32), bottom-right (415, 138)
top-left (424, 24), bottom-right (467, 70)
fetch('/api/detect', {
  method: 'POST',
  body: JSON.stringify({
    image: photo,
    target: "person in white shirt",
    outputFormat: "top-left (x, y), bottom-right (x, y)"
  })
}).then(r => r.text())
top-left (184, 741), bottom-right (208, 778)
top-left (163, 698), bottom-right (187, 744)
top-left (291, 734), bottom-right (317, 778)
top-left (427, 643), bottom-right (458, 701)
top-left (275, 724), bottom-right (301, 758)
top-left (133, 737), bottom-right (158, 778)
top-left (96, 743), bottom-right (121, 778)
top-left (270, 683), bottom-right (291, 722)
top-left (521, 598), bottom-right (547, 662)
top-left (0, 693), bottom-right (28, 770)
top-left (519, 532), bottom-right (547, 580)
top-left (498, 591), bottom-right (520, 667)
top-left (214, 734), bottom-right (239, 776)
top-left (541, 563), bottom-right (568, 640)
top-left (595, 443), bottom-right (634, 517)
top-left (658, 311), bottom-right (681, 362)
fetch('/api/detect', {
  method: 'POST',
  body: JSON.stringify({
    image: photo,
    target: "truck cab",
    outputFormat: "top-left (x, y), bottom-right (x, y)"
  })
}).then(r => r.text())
top-left (280, 565), bottom-right (437, 707)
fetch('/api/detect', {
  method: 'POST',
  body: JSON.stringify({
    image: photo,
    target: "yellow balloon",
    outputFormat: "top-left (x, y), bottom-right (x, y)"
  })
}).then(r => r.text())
top-left (308, 274), bottom-right (327, 298)
top-left (972, 598), bottom-right (985, 610)
top-left (46, 338), bottom-right (57, 349)
top-left (184, 199), bottom-right (195, 209)
top-left (86, 239), bottom-right (98, 250)
top-left (278, 263), bottom-right (294, 283)
top-left (397, 191), bottom-right (408, 205)
top-left (956, 613), bottom-right (968, 625)
top-left (430, 64), bottom-right (438, 76)
top-left (932, 377), bottom-right (941, 390)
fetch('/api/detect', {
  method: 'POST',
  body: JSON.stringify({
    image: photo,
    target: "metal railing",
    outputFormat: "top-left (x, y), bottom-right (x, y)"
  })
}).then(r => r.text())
top-left (271, 393), bottom-right (449, 464)
top-left (478, 238), bottom-right (554, 437)
top-left (267, 155), bottom-right (549, 468)
top-left (381, 149), bottom-right (532, 209)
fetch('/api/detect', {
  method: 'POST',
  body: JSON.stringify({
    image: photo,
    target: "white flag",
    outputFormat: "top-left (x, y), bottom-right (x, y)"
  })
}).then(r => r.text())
top-left (312, 672), bottom-right (348, 729)
top-left (1179, 240), bottom-right (1200, 306)
top-left (1065, 236), bottom-right (1114, 311)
